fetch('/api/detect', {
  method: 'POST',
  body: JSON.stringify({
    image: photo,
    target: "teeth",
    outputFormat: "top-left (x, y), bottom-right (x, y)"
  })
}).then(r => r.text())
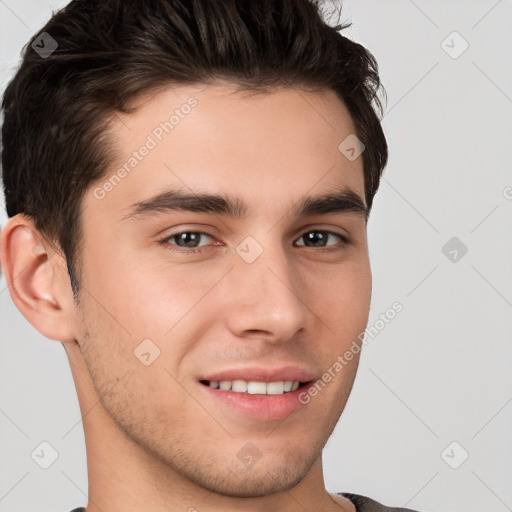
top-left (232, 380), bottom-right (248, 392)
top-left (266, 381), bottom-right (284, 394)
top-left (207, 380), bottom-right (301, 395)
top-left (247, 381), bottom-right (267, 394)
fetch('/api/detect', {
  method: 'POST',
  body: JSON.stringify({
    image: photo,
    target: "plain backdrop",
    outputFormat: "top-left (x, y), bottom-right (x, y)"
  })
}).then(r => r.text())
top-left (1, 1), bottom-right (511, 511)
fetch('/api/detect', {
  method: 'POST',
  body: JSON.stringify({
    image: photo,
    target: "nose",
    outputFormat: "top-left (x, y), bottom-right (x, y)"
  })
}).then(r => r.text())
top-left (223, 240), bottom-right (309, 344)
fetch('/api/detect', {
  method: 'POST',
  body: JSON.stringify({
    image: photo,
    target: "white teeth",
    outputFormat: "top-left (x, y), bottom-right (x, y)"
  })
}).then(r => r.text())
top-left (219, 380), bottom-right (231, 390)
top-left (267, 381), bottom-right (284, 394)
top-left (205, 380), bottom-right (301, 394)
top-left (247, 381), bottom-right (267, 394)
top-left (231, 380), bottom-right (248, 392)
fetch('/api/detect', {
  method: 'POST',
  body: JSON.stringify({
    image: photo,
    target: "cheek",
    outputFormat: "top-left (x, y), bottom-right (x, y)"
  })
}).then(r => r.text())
top-left (82, 241), bottom-right (217, 338)
top-left (81, 233), bottom-right (370, 357)
top-left (125, 260), bottom-right (231, 337)
top-left (309, 258), bottom-right (371, 333)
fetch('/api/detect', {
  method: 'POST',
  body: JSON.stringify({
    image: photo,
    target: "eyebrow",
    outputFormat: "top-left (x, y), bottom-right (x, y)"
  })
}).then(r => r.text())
top-left (120, 186), bottom-right (368, 223)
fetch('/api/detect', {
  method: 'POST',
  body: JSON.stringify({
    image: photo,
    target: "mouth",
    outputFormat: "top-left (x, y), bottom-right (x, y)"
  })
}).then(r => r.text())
top-left (199, 379), bottom-right (311, 395)
top-left (198, 379), bottom-right (314, 421)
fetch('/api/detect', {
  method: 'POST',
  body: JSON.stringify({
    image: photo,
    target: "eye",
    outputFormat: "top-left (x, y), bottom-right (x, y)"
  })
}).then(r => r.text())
top-left (295, 230), bottom-right (348, 249)
top-left (162, 231), bottom-right (213, 252)
top-left (160, 229), bottom-right (348, 255)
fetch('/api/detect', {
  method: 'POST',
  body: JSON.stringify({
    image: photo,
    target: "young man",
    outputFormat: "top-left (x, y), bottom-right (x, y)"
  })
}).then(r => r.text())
top-left (0, 1), bottom-right (420, 511)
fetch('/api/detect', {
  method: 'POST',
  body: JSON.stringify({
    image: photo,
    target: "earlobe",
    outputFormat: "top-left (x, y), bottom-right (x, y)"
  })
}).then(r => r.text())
top-left (0, 214), bottom-right (77, 343)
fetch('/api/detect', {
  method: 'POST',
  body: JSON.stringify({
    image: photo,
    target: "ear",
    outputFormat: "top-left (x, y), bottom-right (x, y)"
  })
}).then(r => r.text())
top-left (0, 214), bottom-right (77, 343)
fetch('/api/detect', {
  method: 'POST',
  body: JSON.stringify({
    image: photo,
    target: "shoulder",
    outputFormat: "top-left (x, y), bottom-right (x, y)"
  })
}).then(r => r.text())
top-left (339, 492), bottom-right (423, 512)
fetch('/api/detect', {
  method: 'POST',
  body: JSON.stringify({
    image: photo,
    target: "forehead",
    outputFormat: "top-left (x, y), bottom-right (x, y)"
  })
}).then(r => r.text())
top-left (86, 82), bottom-right (365, 222)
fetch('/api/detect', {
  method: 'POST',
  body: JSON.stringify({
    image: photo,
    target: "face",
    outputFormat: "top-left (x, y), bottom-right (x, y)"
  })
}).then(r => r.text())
top-left (74, 82), bottom-right (371, 497)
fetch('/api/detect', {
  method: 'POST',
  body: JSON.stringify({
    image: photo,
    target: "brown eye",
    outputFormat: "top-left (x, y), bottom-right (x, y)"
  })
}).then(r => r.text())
top-left (295, 231), bottom-right (347, 248)
top-left (166, 232), bottom-right (212, 248)
top-left (160, 231), bottom-right (215, 253)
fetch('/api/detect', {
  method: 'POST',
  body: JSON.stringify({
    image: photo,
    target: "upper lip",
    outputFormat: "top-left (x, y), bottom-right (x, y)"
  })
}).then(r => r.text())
top-left (198, 365), bottom-right (317, 383)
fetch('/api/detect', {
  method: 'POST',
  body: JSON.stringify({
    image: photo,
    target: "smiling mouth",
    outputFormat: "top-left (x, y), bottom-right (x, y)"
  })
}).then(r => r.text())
top-left (199, 379), bottom-right (312, 395)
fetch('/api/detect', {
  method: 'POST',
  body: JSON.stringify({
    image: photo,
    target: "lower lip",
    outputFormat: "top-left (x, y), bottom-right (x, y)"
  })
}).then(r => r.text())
top-left (198, 382), bottom-right (311, 421)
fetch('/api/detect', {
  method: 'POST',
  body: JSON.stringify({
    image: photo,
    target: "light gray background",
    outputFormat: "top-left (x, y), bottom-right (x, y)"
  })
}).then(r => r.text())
top-left (1, 1), bottom-right (511, 511)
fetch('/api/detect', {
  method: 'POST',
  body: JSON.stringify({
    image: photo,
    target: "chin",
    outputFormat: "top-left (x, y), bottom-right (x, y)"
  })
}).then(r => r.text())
top-left (189, 456), bottom-right (314, 498)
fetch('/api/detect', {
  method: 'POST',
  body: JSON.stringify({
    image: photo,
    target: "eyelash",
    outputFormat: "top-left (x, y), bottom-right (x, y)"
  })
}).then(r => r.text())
top-left (159, 229), bottom-right (349, 255)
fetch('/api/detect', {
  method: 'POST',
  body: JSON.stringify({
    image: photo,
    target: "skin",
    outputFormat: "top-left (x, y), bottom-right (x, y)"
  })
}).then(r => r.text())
top-left (0, 82), bottom-right (372, 512)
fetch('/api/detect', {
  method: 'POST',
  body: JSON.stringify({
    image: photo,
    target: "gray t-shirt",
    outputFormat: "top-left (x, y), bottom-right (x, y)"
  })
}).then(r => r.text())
top-left (338, 492), bottom-right (421, 511)
top-left (69, 492), bottom-right (421, 511)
